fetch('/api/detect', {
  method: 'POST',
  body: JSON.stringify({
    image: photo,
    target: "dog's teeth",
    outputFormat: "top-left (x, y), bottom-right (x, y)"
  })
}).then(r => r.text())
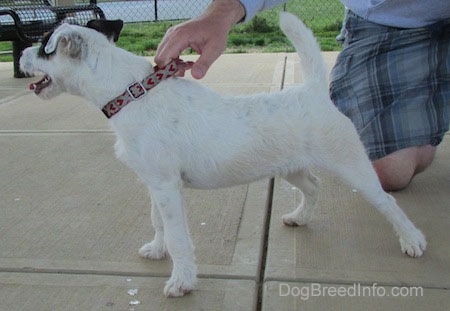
top-left (29, 75), bottom-right (51, 93)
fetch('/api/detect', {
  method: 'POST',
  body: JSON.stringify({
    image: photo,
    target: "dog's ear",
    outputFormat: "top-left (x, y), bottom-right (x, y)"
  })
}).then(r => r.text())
top-left (44, 25), bottom-right (83, 58)
top-left (87, 20), bottom-right (124, 42)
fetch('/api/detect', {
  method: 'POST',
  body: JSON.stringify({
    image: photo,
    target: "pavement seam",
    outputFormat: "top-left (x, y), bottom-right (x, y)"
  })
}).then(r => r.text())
top-left (256, 55), bottom-right (288, 311)
top-left (256, 178), bottom-right (275, 311)
top-left (0, 90), bottom-right (30, 105)
top-left (0, 268), bottom-right (256, 281)
top-left (0, 130), bottom-right (113, 136)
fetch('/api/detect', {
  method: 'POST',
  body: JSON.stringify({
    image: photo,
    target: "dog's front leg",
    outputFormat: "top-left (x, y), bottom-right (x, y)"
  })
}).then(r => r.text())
top-left (139, 195), bottom-right (168, 260)
top-left (148, 177), bottom-right (197, 297)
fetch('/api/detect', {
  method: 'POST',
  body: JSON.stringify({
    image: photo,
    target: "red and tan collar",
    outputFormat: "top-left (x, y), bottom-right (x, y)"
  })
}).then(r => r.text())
top-left (102, 60), bottom-right (190, 119)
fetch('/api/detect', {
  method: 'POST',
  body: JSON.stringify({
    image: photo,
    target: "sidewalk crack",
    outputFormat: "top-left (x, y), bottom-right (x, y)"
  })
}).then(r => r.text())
top-left (256, 54), bottom-right (287, 311)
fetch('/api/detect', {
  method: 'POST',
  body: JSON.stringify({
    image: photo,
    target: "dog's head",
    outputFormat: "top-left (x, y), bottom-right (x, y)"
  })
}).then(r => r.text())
top-left (20, 20), bottom-right (123, 99)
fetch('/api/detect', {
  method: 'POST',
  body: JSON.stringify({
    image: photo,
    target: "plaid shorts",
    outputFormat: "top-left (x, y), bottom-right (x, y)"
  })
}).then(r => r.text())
top-left (330, 11), bottom-right (450, 161)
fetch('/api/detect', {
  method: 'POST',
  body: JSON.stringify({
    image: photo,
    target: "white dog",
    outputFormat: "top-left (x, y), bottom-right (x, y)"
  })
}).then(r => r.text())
top-left (20, 13), bottom-right (426, 297)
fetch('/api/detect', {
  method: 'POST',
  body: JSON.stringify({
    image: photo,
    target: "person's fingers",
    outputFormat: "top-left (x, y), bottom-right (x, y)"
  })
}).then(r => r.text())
top-left (154, 25), bottom-right (189, 67)
top-left (155, 18), bottom-right (227, 79)
top-left (175, 67), bottom-right (185, 77)
top-left (170, 60), bottom-right (192, 76)
top-left (191, 60), bottom-right (208, 80)
top-left (176, 60), bottom-right (194, 71)
top-left (190, 41), bottom-right (224, 79)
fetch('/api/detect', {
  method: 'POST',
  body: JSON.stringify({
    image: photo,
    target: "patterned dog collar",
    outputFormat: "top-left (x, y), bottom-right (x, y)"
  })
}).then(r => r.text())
top-left (102, 60), bottom-right (179, 119)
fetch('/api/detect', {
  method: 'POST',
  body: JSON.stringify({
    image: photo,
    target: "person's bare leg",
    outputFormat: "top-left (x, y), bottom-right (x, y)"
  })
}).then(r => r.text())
top-left (373, 145), bottom-right (436, 191)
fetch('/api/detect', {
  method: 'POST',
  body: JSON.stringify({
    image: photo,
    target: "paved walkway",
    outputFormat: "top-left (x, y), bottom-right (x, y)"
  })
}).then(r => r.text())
top-left (0, 53), bottom-right (449, 311)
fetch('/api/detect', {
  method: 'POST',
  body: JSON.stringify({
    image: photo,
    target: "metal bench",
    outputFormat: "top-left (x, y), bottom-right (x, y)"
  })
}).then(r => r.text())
top-left (0, 0), bottom-right (105, 77)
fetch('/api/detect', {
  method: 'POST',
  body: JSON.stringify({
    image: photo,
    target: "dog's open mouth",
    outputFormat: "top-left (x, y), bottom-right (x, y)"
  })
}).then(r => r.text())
top-left (30, 75), bottom-right (52, 95)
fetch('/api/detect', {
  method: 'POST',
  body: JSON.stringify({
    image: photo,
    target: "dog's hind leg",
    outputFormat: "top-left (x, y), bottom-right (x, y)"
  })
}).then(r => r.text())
top-left (281, 168), bottom-right (320, 226)
top-left (322, 134), bottom-right (427, 257)
top-left (349, 171), bottom-right (426, 257)
top-left (147, 177), bottom-right (197, 297)
top-left (139, 194), bottom-right (168, 260)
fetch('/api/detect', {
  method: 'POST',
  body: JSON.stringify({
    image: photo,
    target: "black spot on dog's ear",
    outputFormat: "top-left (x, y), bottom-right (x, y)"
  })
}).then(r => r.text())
top-left (38, 30), bottom-right (55, 58)
top-left (87, 19), bottom-right (124, 42)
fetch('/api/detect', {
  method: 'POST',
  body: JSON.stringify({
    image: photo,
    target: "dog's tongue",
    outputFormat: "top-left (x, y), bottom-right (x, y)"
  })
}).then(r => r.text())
top-left (30, 75), bottom-right (51, 94)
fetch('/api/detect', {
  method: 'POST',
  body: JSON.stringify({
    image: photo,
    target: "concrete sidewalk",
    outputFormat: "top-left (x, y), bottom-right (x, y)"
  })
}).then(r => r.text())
top-left (0, 53), bottom-right (449, 311)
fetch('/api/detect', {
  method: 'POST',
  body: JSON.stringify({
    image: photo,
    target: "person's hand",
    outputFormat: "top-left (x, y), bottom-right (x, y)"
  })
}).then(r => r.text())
top-left (154, 0), bottom-right (245, 79)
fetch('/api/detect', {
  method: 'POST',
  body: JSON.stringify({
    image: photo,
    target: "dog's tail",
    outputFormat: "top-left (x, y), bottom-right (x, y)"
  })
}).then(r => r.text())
top-left (279, 12), bottom-right (327, 85)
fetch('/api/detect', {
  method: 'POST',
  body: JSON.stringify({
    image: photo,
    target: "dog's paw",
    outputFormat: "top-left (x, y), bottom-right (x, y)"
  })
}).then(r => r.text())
top-left (164, 270), bottom-right (197, 298)
top-left (138, 241), bottom-right (168, 260)
top-left (399, 229), bottom-right (427, 258)
top-left (282, 211), bottom-right (310, 227)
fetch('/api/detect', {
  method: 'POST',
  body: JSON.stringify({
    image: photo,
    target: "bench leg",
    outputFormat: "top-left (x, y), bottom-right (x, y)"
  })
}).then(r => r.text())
top-left (13, 40), bottom-right (33, 78)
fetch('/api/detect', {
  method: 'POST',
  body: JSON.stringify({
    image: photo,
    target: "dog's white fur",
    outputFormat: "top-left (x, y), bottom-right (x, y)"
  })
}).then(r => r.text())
top-left (20, 13), bottom-right (427, 297)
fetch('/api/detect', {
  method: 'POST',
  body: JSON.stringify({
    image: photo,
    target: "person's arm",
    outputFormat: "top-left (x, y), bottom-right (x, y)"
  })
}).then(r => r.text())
top-left (154, 0), bottom-right (245, 79)
top-left (154, 0), bottom-right (287, 79)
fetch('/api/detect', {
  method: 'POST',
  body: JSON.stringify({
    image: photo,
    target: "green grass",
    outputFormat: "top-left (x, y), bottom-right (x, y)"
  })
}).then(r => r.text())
top-left (0, 42), bottom-right (13, 62)
top-left (227, 0), bottom-right (345, 53)
top-left (116, 21), bottom-right (171, 55)
top-left (0, 0), bottom-right (344, 61)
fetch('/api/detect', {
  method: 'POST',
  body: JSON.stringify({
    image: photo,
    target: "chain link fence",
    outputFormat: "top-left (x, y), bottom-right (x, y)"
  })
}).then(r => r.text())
top-left (0, 0), bottom-right (345, 60)
top-left (95, 0), bottom-right (209, 22)
top-left (89, 0), bottom-right (345, 52)
top-left (96, 0), bottom-right (344, 29)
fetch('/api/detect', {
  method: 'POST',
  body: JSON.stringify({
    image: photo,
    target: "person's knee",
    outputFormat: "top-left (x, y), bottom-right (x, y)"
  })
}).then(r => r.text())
top-left (414, 145), bottom-right (436, 174)
top-left (372, 145), bottom-right (436, 191)
top-left (373, 158), bottom-right (414, 191)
